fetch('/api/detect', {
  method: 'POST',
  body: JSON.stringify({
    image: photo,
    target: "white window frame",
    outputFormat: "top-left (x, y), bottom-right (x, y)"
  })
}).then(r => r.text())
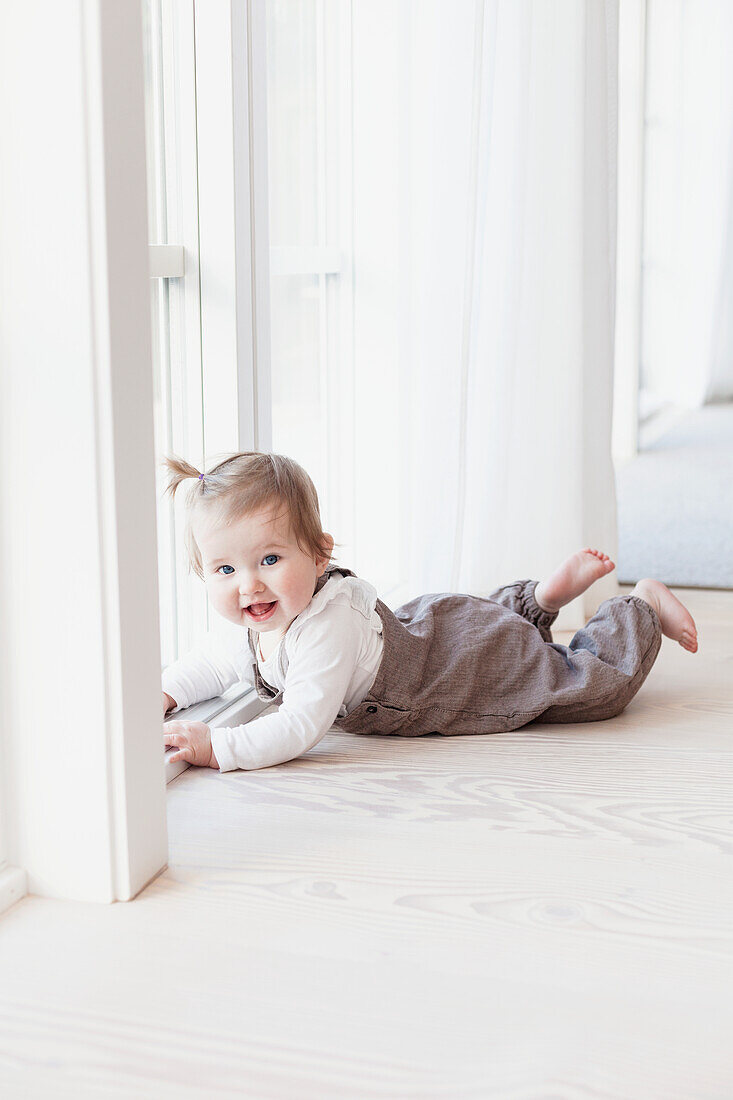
top-left (613, 0), bottom-right (647, 465)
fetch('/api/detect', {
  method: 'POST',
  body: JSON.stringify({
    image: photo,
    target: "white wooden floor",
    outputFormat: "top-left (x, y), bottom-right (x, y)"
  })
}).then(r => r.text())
top-left (1, 587), bottom-right (732, 1099)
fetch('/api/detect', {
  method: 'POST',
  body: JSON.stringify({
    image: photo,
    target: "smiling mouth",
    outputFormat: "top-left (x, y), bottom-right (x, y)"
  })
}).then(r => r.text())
top-left (244, 601), bottom-right (277, 621)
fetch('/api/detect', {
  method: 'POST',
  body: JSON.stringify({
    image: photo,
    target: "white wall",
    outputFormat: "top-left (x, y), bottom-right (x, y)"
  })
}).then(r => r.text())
top-left (0, 1), bottom-right (168, 903)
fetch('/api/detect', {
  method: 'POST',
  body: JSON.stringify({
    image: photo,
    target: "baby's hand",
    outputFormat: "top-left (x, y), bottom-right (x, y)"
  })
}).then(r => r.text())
top-left (164, 720), bottom-right (218, 769)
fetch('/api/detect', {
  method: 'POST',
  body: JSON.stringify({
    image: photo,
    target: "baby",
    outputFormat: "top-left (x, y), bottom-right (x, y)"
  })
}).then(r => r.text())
top-left (162, 451), bottom-right (698, 772)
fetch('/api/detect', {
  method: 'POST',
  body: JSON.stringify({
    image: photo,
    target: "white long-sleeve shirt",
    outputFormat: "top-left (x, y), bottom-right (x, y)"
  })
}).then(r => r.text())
top-left (162, 574), bottom-right (384, 771)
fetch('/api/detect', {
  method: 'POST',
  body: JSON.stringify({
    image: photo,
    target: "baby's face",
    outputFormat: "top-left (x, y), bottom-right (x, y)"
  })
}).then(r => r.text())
top-left (194, 504), bottom-right (331, 636)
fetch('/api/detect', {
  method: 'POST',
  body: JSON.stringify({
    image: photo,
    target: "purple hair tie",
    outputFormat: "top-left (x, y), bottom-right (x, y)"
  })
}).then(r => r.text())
top-left (198, 473), bottom-right (205, 480)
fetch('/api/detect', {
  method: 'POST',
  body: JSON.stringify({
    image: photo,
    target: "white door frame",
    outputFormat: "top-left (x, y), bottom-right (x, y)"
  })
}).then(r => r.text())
top-left (0, 0), bottom-right (168, 906)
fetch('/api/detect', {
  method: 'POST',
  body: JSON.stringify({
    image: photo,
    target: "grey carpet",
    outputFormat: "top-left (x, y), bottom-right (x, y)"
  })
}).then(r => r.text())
top-left (615, 403), bottom-right (733, 589)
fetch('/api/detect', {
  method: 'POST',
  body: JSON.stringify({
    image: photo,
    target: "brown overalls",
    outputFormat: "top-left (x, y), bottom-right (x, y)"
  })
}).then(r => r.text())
top-left (248, 566), bottom-right (662, 736)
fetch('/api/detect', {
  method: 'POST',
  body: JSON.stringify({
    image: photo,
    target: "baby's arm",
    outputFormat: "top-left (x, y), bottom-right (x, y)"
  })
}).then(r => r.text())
top-left (211, 601), bottom-right (363, 771)
top-left (162, 626), bottom-right (251, 715)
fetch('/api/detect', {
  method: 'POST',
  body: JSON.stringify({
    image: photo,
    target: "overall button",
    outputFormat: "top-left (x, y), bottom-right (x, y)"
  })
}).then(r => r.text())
top-left (366, 705), bottom-right (377, 714)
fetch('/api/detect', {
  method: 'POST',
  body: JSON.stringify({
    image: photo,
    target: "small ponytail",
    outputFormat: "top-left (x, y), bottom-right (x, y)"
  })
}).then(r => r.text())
top-left (160, 454), bottom-right (205, 503)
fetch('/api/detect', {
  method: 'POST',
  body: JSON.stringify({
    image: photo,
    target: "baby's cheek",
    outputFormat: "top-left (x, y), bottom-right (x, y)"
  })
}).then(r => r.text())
top-left (285, 576), bottom-right (307, 600)
top-left (208, 586), bottom-right (234, 617)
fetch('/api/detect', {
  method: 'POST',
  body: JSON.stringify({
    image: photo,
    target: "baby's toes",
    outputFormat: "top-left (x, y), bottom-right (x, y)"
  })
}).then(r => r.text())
top-left (586, 549), bottom-right (614, 570)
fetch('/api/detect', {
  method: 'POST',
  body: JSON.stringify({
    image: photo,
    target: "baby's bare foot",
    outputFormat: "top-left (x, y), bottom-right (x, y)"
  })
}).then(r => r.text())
top-left (535, 548), bottom-right (616, 613)
top-left (631, 578), bottom-right (698, 653)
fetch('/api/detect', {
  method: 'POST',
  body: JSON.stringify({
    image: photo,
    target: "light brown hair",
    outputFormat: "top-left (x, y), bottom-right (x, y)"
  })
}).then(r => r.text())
top-left (161, 452), bottom-right (338, 579)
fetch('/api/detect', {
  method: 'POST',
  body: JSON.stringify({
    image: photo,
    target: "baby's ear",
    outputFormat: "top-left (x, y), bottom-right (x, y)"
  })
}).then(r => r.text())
top-left (319, 533), bottom-right (335, 570)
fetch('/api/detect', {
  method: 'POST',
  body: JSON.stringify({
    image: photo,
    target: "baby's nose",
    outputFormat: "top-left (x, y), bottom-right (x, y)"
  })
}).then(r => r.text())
top-left (239, 575), bottom-right (264, 595)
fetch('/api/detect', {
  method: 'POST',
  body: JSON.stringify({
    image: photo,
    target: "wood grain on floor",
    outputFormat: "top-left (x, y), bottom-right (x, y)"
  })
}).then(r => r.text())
top-left (1, 587), bottom-right (731, 1099)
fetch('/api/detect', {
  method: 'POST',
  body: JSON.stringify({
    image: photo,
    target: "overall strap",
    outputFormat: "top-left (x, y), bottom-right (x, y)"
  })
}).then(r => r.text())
top-left (247, 630), bottom-right (280, 700)
top-left (313, 562), bottom-right (357, 596)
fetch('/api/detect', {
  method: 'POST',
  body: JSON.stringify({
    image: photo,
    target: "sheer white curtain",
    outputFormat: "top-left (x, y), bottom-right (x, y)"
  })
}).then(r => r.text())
top-left (404, 0), bottom-right (620, 628)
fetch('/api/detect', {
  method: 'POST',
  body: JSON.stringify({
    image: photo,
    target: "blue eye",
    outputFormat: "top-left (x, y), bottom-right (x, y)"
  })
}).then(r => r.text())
top-left (262, 554), bottom-right (279, 567)
top-left (217, 565), bottom-right (235, 575)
